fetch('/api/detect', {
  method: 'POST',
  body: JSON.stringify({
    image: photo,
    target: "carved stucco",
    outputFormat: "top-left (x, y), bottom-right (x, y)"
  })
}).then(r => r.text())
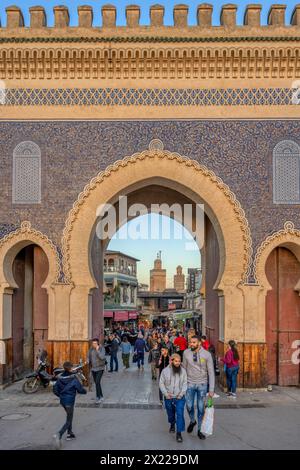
top-left (254, 221), bottom-right (300, 289)
top-left (61, 147), bottom-right (253, 290)
top-left (0, 221), bottom-right (60, 289)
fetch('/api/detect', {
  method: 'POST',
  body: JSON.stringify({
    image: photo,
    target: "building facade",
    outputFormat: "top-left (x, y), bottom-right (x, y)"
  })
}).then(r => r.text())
top-left (0, 3), bottom-right (300, 388)
top-left (103, 250), bottom-right (139, 326)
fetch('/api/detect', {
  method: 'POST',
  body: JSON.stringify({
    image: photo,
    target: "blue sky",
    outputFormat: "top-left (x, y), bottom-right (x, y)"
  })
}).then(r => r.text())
top-left (0, 1), bottom-right (296, 27)
top-left (108, 214), bottom-right (201, 287)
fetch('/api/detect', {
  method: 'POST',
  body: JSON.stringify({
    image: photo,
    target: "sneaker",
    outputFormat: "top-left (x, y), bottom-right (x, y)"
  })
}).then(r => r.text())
top-left (96, 397), bottom-right (104, 404)
top-left (187, 421), bottom-right (197, 433)
top-left (226, 392), bottom-right (232, 397)
top-left (66, 433), bottom-right (76, 441)
top-left (169, 423), bottom-right (175, 433)
top-left (198, 430), bottom-right (206, 440)
top-left (53, 434), bottom-right (62, 450)
top-left (176, 432), bottom-right (183, 443)
top-left (108, 370), bottom-right (114, 373)
top-left (231, 393), bottom-right (237, 398)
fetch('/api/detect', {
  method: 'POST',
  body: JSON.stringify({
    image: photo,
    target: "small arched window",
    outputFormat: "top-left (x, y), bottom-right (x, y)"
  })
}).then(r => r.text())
top-left (13, 141), bottom-right (41, 204)
top-left (273, 140), bottom-right (300, 204)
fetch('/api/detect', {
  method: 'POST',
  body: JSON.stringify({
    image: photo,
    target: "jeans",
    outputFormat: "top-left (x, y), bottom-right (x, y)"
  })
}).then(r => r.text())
top-left (122, 353), bottom-right (130, 368)
top-left (151, 363), bottom-right (158, 379)
top-left (164, 397), bottom-right (186, 433)
top-left (226, 366), bottom-right (239, 393)
top-left (92, 369), bottom-right (104, 399)
top-left (110, 352), bottom-right (118, 371)
top-left (185, 383), bottom-right (207, 430)
top-left (137, 352), bottom-right (144, 368)
top-left (59, 404), bottom-right (74, 438)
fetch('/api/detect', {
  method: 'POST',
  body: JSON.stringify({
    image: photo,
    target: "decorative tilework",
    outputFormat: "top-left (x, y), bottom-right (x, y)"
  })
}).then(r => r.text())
top-left (0, 224), bottom-right (18, 239)
top-left (1, 120), bottom-right (300, 284)
top-left (1, 88), bottom-right (296, 107)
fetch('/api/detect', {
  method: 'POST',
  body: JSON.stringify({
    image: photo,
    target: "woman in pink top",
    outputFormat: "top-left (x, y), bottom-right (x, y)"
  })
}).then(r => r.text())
top-left (220, 340), bottom-right (240, 398)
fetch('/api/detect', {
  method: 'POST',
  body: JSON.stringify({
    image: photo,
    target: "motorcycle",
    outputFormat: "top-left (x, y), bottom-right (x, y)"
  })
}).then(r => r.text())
top-left (22, 350), bottom-right (87, 394)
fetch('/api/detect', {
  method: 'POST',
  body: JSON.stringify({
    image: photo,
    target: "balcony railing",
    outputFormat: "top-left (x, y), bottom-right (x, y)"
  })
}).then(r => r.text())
top-left (104, 266), bottom-right (137, 276)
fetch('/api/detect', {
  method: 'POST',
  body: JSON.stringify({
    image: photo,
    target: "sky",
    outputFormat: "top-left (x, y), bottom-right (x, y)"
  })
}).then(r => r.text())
top-left (107, 214), bottom-right (201, 287)
top-left (0, 1), bottom-right (297, 27)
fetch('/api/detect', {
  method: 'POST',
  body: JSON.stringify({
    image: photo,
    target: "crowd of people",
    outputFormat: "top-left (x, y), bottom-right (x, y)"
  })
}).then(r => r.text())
top-left (52, 324), bottom-right (240, 448)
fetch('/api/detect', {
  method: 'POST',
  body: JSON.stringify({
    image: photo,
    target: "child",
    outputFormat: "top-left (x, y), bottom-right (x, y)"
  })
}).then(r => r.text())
top-left (53, 361), bottom-right (87, 449)
top-left (148, 341), bottom-right (160, 380)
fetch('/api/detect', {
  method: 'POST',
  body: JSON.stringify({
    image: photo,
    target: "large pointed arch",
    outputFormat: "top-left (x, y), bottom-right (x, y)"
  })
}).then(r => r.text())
top-left (61, 146), bottom-right (252, 292)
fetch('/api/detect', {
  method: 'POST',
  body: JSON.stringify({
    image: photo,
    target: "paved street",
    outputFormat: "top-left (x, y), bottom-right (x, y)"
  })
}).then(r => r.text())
top-left (0, 353), bottom-right (300, 450)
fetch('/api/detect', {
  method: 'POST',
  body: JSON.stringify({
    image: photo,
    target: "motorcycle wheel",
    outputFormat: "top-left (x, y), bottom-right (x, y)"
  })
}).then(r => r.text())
top-left (22, 377), bottom-right (40, 394)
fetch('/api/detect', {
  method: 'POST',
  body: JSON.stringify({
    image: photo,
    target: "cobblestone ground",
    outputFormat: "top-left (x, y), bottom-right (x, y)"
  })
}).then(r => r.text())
top-left (0, 352), bottom-right (300, 450)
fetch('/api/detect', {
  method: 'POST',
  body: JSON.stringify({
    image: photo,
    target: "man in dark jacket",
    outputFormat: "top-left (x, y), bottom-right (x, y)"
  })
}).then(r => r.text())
top-left (53, 361), bottom-right (87, 449)
top-left (158, 346), bottom-right (170, 402)
top-left (109, 334), bottom-right (119, 372)
top-left (88, 338), bottom-right (106, 403)
top-left (134, 333), bottom-right (148, 370)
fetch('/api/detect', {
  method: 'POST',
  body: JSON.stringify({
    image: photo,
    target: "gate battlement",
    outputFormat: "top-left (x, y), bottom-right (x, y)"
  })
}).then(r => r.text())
top-left (1, 4), bottom-right (300, 82)
top-left (1, 4), bottom-right (300, 31)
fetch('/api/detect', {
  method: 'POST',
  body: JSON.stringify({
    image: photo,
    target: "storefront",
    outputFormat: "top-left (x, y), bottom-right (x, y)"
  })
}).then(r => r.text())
top-left (171, 311), bottom-right (202, 335)
top-left (104, 309), bottom-right (139, 330)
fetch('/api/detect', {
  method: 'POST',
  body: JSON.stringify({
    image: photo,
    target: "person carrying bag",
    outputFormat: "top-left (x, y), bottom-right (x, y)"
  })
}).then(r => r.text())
top-left (200, 396), bottom-right (214, 436)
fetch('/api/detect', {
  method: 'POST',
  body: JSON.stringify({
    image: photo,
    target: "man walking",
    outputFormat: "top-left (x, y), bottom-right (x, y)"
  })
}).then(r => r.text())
top-left (134, 332), bottom-right (147, 370)
top-left (88, 338), bottom-right (106, 403)
top-left (53, 361), bottom-right (87, 449)
top-left (182, 335), bottom-right (215, 440)
top-left (159, 353), bottom-right (187, 443)
top-left (148, 341), bottom-right (160, 379)
top-left (109, 333), bottom-right (119, 372)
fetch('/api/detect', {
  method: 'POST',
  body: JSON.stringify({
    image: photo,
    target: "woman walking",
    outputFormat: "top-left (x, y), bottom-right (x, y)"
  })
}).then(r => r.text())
top-left (220, 340), bottom-right (240, 398)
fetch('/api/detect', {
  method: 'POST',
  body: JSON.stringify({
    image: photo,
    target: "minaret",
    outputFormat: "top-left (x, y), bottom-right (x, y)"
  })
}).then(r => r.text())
top-left (150, 252), bottom-right (166, 292)
top-left (173, 265), bottom-right (185, 292)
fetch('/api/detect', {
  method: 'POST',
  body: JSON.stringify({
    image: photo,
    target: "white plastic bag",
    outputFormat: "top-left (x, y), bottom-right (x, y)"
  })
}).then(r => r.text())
top-left (200, 403), bottom-right (214, 436)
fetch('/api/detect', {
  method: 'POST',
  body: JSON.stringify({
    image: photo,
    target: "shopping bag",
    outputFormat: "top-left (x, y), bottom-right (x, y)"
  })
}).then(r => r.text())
top-left (200, 398), bottom-right (214, 436)
top-left (132, 352), bottom-right (138, 363)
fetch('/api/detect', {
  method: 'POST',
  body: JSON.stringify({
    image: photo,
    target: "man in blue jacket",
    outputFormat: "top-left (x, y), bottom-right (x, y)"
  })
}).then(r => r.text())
top-left (134, 332), bottom-right (148, 370)
top-left (53, 361), bottom-right (87, 449)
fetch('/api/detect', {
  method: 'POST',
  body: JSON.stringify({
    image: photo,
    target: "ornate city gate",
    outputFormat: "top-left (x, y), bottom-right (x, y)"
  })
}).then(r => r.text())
top-left (0, 3), bottom-right (300, 388)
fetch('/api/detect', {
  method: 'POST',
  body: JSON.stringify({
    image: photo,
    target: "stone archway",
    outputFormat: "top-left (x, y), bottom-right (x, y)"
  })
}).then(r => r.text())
top-left (0, 221), bottom-right (60, 292)
top-left (61, 145), bottom-right (252, 345)
top-left (254, 221), bottom-right (300, 386)
top-left (0, 221), bottom-right (60, 383)
top-left (254, 221), bottom-right (300, 290)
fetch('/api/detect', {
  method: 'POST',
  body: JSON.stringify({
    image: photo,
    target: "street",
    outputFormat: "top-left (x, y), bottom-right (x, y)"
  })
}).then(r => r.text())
top-left (0, 354), bottom-right (300, 450)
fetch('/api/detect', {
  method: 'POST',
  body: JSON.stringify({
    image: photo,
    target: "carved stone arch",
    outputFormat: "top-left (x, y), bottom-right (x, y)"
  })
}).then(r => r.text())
top-left (61, 147), bottom-right (252, 292)
top-left (0, 221), bottom-right (60, 291)
top-left (254, 221), bottom-right (300, 291)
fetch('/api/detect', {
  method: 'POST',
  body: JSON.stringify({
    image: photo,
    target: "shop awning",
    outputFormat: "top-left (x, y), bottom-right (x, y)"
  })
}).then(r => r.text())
top-left (128, 311), bottom-right (138, 319)
top-left (174, 311), bottom-right (195, 320)
top-left (114, 311), bottom-right (129, 321)
top-left (104, 310), bottom-right (114, 318)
